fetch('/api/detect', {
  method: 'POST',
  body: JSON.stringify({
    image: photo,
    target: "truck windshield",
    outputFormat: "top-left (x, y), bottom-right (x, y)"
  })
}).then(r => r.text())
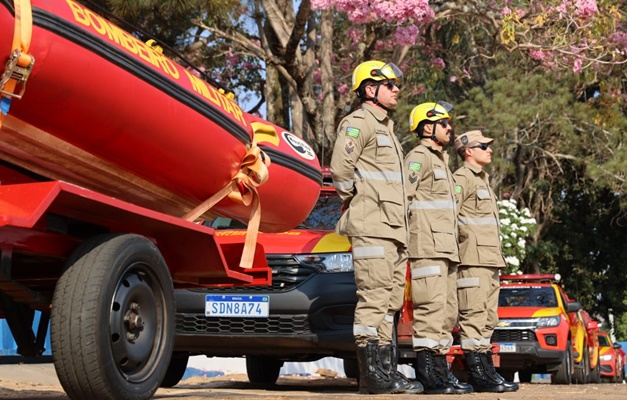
top-left (598, 335), bottom-right (611, 347)
top-left (498, 287), bottom-right (558, 307)
top-left (299, 195), bottom-right (342, 230)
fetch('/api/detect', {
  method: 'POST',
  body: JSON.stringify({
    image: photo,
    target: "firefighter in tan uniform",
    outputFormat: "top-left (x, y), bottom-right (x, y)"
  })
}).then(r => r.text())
top-left (404, 102), bottom-right (471, 395)
top-left (331, 60), bottom-right (421, 395)
top-left (453, 130), bottom-right (518, 392)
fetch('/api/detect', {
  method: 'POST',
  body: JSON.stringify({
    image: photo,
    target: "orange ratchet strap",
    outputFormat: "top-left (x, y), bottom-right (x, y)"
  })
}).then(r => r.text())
top-left (183, 141), bottom-right (271, 269)
top-left (1, 0), bottom-right (35, 127)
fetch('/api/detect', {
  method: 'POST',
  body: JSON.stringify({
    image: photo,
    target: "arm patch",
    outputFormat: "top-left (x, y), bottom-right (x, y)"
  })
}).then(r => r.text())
top-left (409, 162), bottom-right (422, 172)
top-left (346, 127), bottom-right (361, 138)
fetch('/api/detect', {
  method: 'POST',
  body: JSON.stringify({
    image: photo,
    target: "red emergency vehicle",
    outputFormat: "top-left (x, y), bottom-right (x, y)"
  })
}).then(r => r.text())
top-left (599, 331), bottom-right (626, 383)
top-left (493, 274), bottom-right (598, 384)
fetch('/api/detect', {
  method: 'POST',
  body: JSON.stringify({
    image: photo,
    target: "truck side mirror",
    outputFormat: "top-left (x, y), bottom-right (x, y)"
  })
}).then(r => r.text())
top-left (565, 301), bottom-right (582, 313)
top-left (586, 320), bottom-right (598, 331)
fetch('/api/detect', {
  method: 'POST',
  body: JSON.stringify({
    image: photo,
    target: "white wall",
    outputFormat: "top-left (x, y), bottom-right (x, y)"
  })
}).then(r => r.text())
top-left (186, 356), bottom-right (416, 378)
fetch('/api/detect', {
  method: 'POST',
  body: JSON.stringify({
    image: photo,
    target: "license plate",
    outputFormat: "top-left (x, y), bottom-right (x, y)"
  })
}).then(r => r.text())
top-left (499, 343), bottom-right (517, 353)
top-left (205, 295), bottom-right (269, 318)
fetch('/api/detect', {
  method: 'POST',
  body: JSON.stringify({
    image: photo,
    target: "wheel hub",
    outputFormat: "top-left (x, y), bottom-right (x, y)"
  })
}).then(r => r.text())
top-left (124, 302), bottom-right (145, 341)
top-left (110, 267), bottom-right (163, 380)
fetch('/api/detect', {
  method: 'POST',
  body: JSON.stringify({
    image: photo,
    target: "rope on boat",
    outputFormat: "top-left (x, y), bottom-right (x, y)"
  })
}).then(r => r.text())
top-left (183, 141), bottom-right (271, 269)
top-left (1, 0), bottom-right (35, 128)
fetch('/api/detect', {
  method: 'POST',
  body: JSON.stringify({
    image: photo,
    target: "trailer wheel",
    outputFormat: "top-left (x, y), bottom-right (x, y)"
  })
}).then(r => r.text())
top-left (51, 234), bottom-right (174, 400)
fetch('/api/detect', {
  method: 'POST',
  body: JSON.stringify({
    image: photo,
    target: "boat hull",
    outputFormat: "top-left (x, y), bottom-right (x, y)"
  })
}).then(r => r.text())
top-left (0, 0), bottom-right (321, 232)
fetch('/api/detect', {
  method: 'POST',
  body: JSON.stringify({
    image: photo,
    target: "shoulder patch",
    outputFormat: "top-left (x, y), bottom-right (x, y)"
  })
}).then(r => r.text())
top-left (345, 127), bottom-right (361, 138)
top-left (409, 162), bottom-right (422, 172)
top-left (455, 185), bottom-right (463, 194)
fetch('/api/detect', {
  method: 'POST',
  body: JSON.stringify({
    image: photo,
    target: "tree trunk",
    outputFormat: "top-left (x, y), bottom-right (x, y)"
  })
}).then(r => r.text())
top-left (265, 65), bottom-right (286, 128)
top-left (319, 9), bottom-right (334, 166)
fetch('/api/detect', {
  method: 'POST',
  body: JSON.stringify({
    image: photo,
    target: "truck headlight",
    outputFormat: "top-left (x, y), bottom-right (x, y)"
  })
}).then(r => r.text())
top-left (600, 354), bottom-right (612, 361)
top-left (295, 253), bottom-right (353, 272)
top-left (536, 316), bottom-right (561, 327)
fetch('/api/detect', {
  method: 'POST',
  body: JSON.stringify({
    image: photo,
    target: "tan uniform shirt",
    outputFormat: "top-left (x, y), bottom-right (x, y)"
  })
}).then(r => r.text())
top-left (453, 162), bottom-right (506, 267)
top-left (330, 103), bottom-right (407, 244)
top-left (404, 143), bottom-right (459, 262)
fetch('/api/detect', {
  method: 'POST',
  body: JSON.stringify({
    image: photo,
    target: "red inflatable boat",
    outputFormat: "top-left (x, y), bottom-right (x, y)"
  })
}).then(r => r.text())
top-left (0, 0), bottom-right (322, 233)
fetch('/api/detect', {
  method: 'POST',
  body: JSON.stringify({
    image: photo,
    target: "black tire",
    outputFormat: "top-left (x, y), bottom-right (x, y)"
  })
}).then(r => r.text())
top-left (160, 353), bottom-right (189, 388)
top-left (246, 356), bottom-right (282, 385)
top-left (343, 358), bottom-right (359, 380)
top-left (573, 347), bottom-right (590, 384)
top-left (518, 370), bottom-right (533, 383)
top-left (51, 234), bottom-right (175, 400)
top-left (552, 340), bottom-right (574, 384)
top-left (589, 354), bottom-right (601, 384)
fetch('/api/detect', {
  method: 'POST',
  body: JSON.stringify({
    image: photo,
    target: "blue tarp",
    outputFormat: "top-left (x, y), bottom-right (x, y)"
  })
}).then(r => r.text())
top-left (619, 342), bottom-right (627, 374)
top-left (0, 312), bottom-right (52, 356)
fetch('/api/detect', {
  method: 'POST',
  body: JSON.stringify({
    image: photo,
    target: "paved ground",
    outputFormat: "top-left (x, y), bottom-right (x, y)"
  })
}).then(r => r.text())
top-left (0, 363), bottom-right (625, 399)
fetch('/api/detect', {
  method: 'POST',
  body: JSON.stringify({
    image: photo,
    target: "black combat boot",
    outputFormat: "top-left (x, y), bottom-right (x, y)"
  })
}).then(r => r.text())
top-left (356, 340), bottom-right (406, 395)
top-left (480, 351), bottom-right (519, 391)
top-left (434, 354), bottom-right (473, 394)
top-left (379, 344), bottom-right (423, 394)
top-left (414, 350), bottom-right (458, 394)
top-left (463, 351), bottom-right (508, 392)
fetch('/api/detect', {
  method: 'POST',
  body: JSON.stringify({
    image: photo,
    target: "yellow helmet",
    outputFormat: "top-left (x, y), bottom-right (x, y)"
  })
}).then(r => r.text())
top-left (351, 60), bottom-right (403, 91)
top-left (409, 101), bottom-right (453, 132)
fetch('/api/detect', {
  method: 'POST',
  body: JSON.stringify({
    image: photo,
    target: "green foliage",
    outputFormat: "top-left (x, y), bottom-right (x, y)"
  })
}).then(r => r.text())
top-left (613, 311), bottom-right (627, 342)
top-left (539, 172), bottom-right (627, 324)
top-left (455, 66), bottom-right (625, 214)
top-left (79, 0), bottom-right (212, 45)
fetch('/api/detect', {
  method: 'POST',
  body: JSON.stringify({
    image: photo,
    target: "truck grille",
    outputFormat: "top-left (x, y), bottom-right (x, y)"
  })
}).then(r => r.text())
top-left (206, 255), bottom-right (315, 293)
top-left (492, 329), bottom-right (538, 342)
top-left (176, 313), bottom-right (311, 335)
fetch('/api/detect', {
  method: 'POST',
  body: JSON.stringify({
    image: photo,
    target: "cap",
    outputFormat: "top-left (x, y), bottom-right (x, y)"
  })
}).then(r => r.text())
top-left (454, 130), bottom-right (494, 153)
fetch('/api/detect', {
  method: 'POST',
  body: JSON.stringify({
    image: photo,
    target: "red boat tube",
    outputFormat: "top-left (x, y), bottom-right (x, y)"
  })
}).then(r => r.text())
top-left (0, 0), bottom-right (321, 233)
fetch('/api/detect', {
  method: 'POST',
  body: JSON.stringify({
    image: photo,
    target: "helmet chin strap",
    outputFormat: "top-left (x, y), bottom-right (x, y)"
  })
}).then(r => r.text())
top-left (364, 84), bottom-right (391, 112)
top-left (419, 121), bottom-right (441, 144)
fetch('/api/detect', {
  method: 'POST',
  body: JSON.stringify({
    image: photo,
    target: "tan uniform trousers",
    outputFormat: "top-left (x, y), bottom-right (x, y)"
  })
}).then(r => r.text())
top-left (351, 236), bottom-right (407, 347)
top-left (457, 266), bottom-right (500, 352)
top-left (410, 258), bottom-right (458, 355)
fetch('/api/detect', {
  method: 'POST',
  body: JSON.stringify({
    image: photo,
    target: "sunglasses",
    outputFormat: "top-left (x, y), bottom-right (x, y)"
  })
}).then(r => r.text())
top-left (468, 143), bottom-right (490, 151)
top-left (381, 80), bottom-right (400, 90)
top-left (436, 119), bottom-right (450, 127)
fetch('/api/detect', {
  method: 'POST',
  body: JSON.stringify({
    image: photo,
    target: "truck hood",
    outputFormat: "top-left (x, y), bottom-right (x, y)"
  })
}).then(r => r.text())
top-left (498, 306), bottom-right (563, 319)
top-left (215, 229), bottom-right (351, 254)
